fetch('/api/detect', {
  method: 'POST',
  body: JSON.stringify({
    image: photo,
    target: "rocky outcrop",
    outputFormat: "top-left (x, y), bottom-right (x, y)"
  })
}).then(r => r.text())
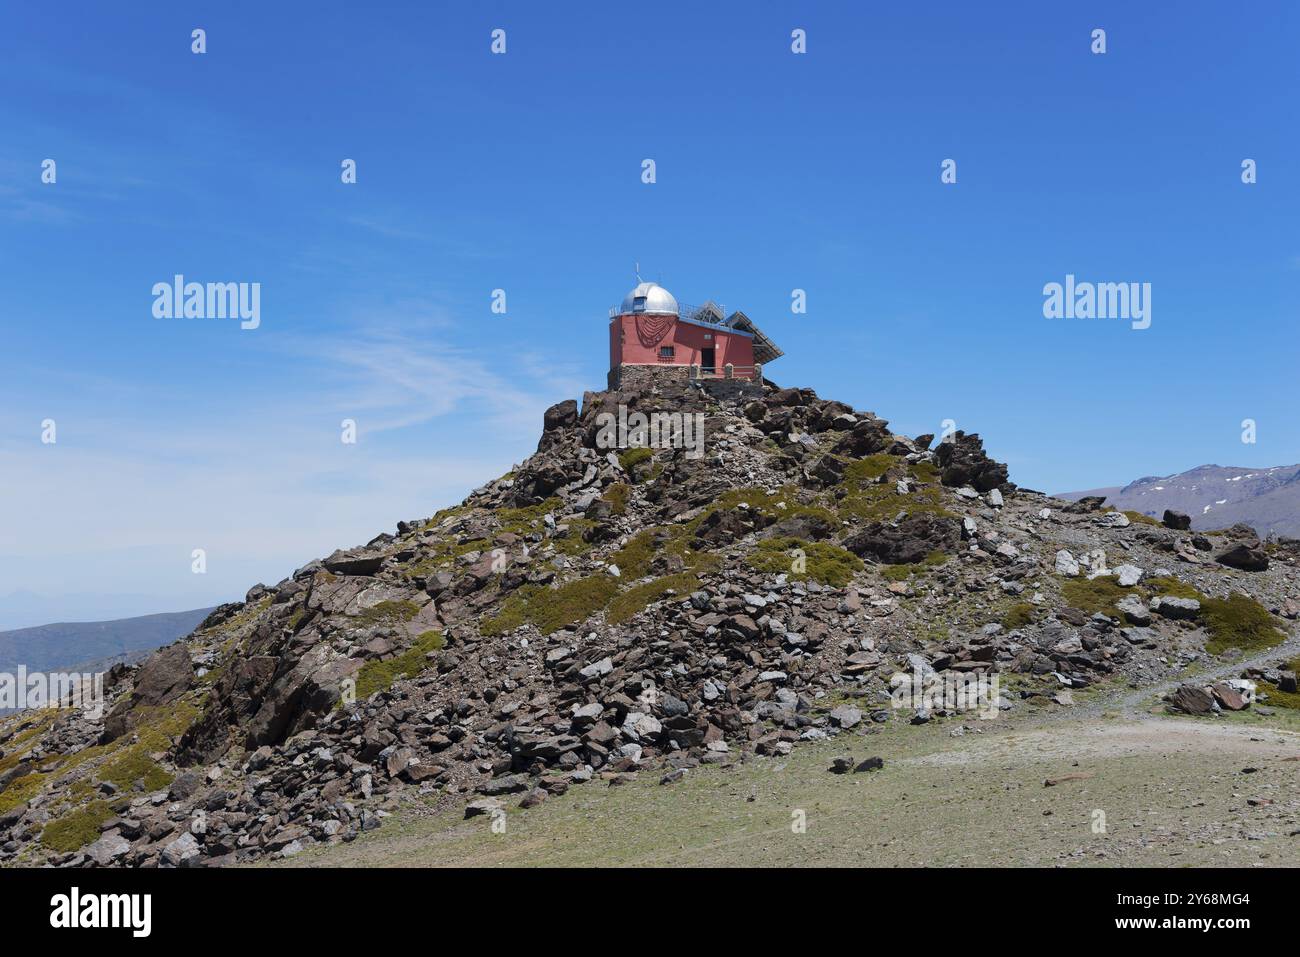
top-left (1216, 542), bottom-right (1269, 572)
top-left (537, 399), bottom-right (579, 451)
top-left (843, 514), bottom-right (962, 565)
top-left (932, 432), bottom-right (1009, 493)
top-left (101, 642), bottom-right (194, 743)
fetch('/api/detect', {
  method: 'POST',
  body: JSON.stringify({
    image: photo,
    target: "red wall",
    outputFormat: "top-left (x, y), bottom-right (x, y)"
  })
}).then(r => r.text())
top-left (609, 315), bottom-right (756, 377)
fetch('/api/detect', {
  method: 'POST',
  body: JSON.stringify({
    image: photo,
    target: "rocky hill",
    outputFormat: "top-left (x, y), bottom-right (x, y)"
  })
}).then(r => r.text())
top-left (1, 380), bottom-right (1296, 867)
top-left (1057, 464), bottom-right (1300, 539)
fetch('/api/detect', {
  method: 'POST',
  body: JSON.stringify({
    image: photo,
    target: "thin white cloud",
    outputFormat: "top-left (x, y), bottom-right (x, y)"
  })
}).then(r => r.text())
top-left (0, 324), bottom-right (578, 616)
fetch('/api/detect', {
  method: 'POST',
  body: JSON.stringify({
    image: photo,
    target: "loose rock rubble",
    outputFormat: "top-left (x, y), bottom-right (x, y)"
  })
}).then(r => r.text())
top-left (0, 376), bottom-right (1295, 867)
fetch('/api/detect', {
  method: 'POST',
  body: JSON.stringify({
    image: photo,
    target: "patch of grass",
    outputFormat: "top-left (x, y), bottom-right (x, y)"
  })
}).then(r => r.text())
top-left (353, 600), bottom-right (421, 625)
top-left (618, 447), bottom-right (653, 472)
top-left (354, 630), bottom-right (445, 699)
top-left (610, 529), bottom-right (663, 579)
top-left (1142, 576), bottom-right (1206, 601)
top-left (610, 525), bottom-right (720, 580)
top-left (419, 504), bottom-right (468, 532)
top-left (1118, 512), bottom-right (1159, 527)
top-left (480, 588), bottom-right (530, 635)
top-left (133, 700), bottom-right (202, 752)
top-left (196, 595), bottom-right (272, 638)
top-left (666, 533), bottom-right (723, 574)
top-left (1060, 576), bottom-right (1132, 618)
top-left (1201, 593), bottom-right (1286, 655)
top-left (0, 772), bottom-right (48, 814)
top-left (40, 799), bottom-right (114, 853)
top-left (496, 498), bottom-right (562, 530)
top-left (881, 551), bottom-right (949, 581)
top-left (482, 576), bottom-right (620, 637)
top-left (550, 519), bottom-right (596, 556)
top-left (694, 486), bottom-right (836, 530)
top-left (604, 483), bottom-right (631, 516)
top-left (17, 700), bottom-right (199, 801)
top-left (921, 623), bottom-right (950, 643)
top-left (748, 537), bottom-right (863, 587)
top-left (399, 537), bottom-right (493, 579)
top-left (608, 573), bottom-right (699, 625)
top-left (0, 711), bottom-right (64, 776)
top-left (537, 578), bottom-right (619, 634)
top-left (838, 483), bottom-right (956, 523)
top-left (98, 746), bottom-right (173, 792)
top-left (1256, 680), bottom-right (1300, 710)
top-left (908, 460), bottom-right (940, 483)
top-left (195, 661), bottom-right (228, 689)
top-left (843, 454), bottom-right (896, 484)
top-left (1002, 602), bottom-right (1038, 629)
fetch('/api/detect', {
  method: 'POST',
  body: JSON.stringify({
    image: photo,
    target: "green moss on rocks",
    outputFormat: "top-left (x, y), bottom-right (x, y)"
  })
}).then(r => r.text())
top-left (838, 484), bottom-right (956, 523)
top-left (354, 630), bottom-right (445, 700)
top-left (1060, 576), bottom-right (1132, 618)
top-left (1142, 576), bottom-right (1206, 601)
top-left (0, 711), bottom-right (63, 776)
top-left (1002, 602), bottom-right (1037, 629)
top-left (618, 447), bottom-right (653, 472)
top-left (611, 531), bottom-right (658, 580)
top-left (354, 600), bottom-right (421, 625)
top-left (496, 498), bottom-right (563, 531)
top-left (695, 486), bottom-right (833, 527)
top-left (1201, 593), bottom-right (1285, 655)
top-left (40, 799), bottom-right (114, 853)
top-left (1121, 510), bottom-right (1162, 526)
top-left (419, 503), bottom-right (468, 532)
top-left (0, 772), bottom-right (48, 814)
top-left (880, 551), bottom-right (949, 581)
top-left (748, 537), bottom-right (863, 587)
top-left (1256, 680), bottom-right (1300, 710)
top-left (404, 537), bottom-right (492, 577)
top-left (604, 483), bottom-right (631, 516)
top-left (843, 454), bottom-right (896, 484)
top-left (908, 460), bottom-right (940, 483)
top-left (607, 573), bottom-right (699, 625)
top-left (550, 519), bottom-right (596, 556)
top-left (98, 745), bottom-right (173, 793)
top-left (482, 576), bottom-right (620, 637)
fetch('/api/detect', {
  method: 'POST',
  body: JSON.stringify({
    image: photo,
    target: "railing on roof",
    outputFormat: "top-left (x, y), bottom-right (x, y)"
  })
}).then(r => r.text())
top-left (608, 300), bottom-right (732, 326)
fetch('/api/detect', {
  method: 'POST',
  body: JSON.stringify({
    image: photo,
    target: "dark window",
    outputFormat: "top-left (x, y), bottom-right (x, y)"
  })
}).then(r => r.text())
top-left (659, 346), bottom-right (675, 358)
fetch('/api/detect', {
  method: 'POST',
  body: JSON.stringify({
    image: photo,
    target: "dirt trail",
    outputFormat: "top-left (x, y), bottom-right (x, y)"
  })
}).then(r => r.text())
top-left (1111, 631), bottom-right (1300, 716)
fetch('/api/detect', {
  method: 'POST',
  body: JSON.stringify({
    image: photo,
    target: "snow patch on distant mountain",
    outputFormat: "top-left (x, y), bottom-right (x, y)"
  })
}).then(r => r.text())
top-left (1055, 464), bottom-right (1300, 537)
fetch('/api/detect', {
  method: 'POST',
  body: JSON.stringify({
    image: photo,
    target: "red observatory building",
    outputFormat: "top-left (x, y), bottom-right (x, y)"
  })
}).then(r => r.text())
top-left (607, 281), bottom-right (783, 393)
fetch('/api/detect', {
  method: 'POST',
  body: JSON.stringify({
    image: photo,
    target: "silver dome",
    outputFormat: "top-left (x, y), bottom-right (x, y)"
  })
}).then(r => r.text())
top-left (620, 281), bottom-right (678, 316)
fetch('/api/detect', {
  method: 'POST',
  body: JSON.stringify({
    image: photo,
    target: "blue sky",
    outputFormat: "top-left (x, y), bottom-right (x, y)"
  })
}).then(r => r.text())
top-left (1, 1), bottom-right (1297, 626)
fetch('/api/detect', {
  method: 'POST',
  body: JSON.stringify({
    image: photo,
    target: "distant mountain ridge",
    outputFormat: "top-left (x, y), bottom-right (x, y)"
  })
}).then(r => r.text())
top-left (0, 608), bottom-right (214, 675)
top-left (1056, 463), bottom-right (1300, 538)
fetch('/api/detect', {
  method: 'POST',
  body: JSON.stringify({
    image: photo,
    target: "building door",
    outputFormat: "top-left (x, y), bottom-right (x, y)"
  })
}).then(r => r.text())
top-left (701, 347), bottom-right (715, 375)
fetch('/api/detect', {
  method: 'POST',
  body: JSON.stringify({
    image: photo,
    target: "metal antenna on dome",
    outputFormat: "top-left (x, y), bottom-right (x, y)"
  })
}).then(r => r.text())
top-left (634, 262), bottom-right (642, 283)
